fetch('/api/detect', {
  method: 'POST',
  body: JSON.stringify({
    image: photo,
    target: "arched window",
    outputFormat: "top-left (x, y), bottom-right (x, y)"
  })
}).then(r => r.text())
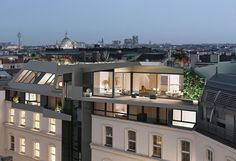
top-left (181, 140), bottom-right (190, 161)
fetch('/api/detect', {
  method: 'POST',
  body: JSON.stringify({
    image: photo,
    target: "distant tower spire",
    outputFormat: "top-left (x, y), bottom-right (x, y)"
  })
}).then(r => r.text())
top-left (17, 32), bottom-right (22, 50)
top-left (101, 38), bottom-right (104, 47)
top-left (168, 47), bottom-right (172, 60)
top-left (65, 32), bottom-right (68, 38)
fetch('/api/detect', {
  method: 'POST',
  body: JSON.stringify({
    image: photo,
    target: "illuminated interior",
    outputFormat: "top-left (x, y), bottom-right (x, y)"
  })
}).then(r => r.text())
top-left (133, 73), bottom-right (183, 98)
top-left (25, 93), bottom-right (41, 106)
top-left (172, 109), bottom-right (196, 128)
top-left (93, 70), bottom-right (183, 99)
top-left (93, 71), bottom-right (113, 97)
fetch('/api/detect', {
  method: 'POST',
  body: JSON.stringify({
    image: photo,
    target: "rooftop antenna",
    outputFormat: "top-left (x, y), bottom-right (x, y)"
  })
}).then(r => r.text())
top-left (17, 32), bottom-right (22, 50)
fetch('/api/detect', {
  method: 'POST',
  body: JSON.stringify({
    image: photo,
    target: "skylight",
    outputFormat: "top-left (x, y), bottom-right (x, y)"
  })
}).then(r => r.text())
top-left (15, 70), bottom-right (55, 85)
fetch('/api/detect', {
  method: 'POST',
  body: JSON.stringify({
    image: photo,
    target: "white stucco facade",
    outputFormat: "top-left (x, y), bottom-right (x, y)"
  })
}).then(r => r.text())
top-left (0, 95), bottom-right (62, 161)
top-left (91, 115), bottom-right (236, 161)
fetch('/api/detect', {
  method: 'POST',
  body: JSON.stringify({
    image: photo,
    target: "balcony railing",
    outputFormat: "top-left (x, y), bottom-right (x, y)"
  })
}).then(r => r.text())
top-left (197, 120), bottom-right (236, 148)
top-left (93, 109), bottom-right (167, 125)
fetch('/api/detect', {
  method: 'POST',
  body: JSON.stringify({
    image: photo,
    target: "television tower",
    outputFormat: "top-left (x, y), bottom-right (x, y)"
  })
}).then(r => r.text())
top-left (17, 32), bottom-right (22, 50)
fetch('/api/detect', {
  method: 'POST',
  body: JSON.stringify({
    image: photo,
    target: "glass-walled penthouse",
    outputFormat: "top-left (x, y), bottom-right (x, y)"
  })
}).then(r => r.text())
top-left (92, 66), bottom-right (183, 99)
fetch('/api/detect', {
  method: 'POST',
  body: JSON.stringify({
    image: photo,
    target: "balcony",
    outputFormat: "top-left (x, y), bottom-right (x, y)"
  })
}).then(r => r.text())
top-left (83, 95), bottom-right (197, 111)
top-left (93, 102), bottom-right (168, 126)
top-left (196, 120), bottom-right (236, 149)
top-left (12, 102), bottom-right (71, 121)
top-left (63, 85), bottom-right (83, 99)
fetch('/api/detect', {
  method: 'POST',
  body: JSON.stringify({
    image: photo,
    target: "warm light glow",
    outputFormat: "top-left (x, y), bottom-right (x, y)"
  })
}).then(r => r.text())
top-left (19, 138), bottom-right (26, 153)
top-left (49, 118), bottom-right (56, 134)
top-left (58, 81), bottom-right (63, 87)
top-left (49, 146), bottom-right (56, 161)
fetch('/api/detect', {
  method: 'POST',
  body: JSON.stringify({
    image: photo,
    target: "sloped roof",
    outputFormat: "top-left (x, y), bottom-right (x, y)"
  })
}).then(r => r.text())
top-left (195, 61), bottom-right (236, 80)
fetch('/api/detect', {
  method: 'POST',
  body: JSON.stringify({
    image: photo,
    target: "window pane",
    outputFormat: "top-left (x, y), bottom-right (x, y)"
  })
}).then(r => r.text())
top-left (15, 70), bottom-right (28, 82)
top-left (106, 127), bottom-right (112, 136)
top-left (128, 142), bottom-right (136, 151)
top-left (114, 104), bottom-right (127, 113)
top-left (38, 73), bottom-right (52, 85)
top-left (106, 137), bottom-right (112, 146)
top-left (153, 135), bottom-right (162, 158)
top-left (173, 109), bottom-right (181, 121)
top-left (49, 146), bottom-right (56, 161)
top-left (23, 71), bottom-right (37, 83)
top-left (153, 146), bottom-right (161, 157)
top-left (182, 111), bottom-right (196, 123)
top-left (182, 141), bottom-right (190, 152)
top-left (153, 135), bottom-right (162, 145)
top-left (93, 72), bottom-right (113, 97)
top-left (207, 149), bottom-right (213, 161)
top-left (128, 131), bottom-right (136, 141)
top-left (46, 74), bottom-right (55, 85)
top-left (182, 153), bottom-right (190, 161)
top-left (133, 73), bottom-right (157, 96)
top-left (114, 73), bottom-right (131, 96)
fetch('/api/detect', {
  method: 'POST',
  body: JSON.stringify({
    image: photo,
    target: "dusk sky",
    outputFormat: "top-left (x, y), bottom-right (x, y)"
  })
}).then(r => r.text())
top-left (1, 0), bottom-right (236, 45)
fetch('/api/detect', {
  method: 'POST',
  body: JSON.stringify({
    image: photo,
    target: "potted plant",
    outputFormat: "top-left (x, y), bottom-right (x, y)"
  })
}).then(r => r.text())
top-left (55, 102), bottom-right (62, 113)
top-left (13, 96), bottom-right (19, 103)
top-left (85, 88), bottom-right (92, 97)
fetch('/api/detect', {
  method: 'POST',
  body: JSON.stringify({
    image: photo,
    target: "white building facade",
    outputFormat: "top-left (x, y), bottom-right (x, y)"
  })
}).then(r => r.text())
top-left (91, 115), bottom-right (236, 161)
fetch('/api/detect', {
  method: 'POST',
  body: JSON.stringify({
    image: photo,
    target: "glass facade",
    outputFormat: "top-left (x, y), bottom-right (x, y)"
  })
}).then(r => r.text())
top-left (93, 71), bottom-right (183, 99)
top-left (93, 71), bottom-right (113, 97)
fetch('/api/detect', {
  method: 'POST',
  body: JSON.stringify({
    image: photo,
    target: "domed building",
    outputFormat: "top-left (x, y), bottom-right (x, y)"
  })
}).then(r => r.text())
top-left (60, 33), bottom-right (76, 49)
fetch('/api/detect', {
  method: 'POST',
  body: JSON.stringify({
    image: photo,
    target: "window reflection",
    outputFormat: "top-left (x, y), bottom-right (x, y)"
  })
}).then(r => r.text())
top-left (114, 73), bottom-right (131, 96)
top-left (132, 73), bottom-right (183, 98)
top-left (93, 72), bottom-right (113, 97)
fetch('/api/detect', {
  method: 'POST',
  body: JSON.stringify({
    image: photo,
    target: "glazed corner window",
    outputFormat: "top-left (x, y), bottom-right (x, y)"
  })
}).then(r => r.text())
top-left (19, 111), bottom-right (26, 126)
top-left (9, 108), bottom-right (15, 124)
top-left (19, 138), bottom-right (26, 154)
top-left (172, 110), bottom-right (196, 128)
top-left (33, 113), bottom-right (40, 130)
top-left (153, 135), bottom-right (162, 158)
top-left (25, 93), bottom-right (40, 106)
top-left (181, 140), bottom-right (190, 161)
top-left (49, 146), bottom-right (56, 161)
top-left (127, 130), bottom-right (136, 152)
top-left (105, 126), bottom-right (112, 147)
top-left (33, 142), bottom-right (40, 159)
top-left (49, 118), bottom-right (56, 134)
top-left (207, 149), bottom-right (213, 161)
top-left (9, 135), bottom-right (14, 151)
top-left (93, 71), bottom-right (113, 97)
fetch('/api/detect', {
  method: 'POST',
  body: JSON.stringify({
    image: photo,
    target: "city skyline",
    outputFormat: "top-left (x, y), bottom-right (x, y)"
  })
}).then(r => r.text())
top-left (1, 0), bottom-right (236, 45)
